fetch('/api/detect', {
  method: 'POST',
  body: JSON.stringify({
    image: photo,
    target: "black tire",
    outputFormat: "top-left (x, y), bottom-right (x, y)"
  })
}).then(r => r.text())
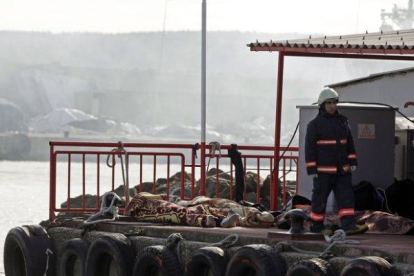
top-left (225, 244), bottom-right (286, 276)
top-left (57, 238), bottom-right (89, 276)
top-left (4, 225), bottom-right (55, 276)
top-left (132, 245), bottom-right (182, 276)
top-left (85, 234), bottom-right (134, 276)
top-left (185, 246), bottom-right (228, 276)
top-left (287, 258), bottom-right (336, 276)
top-left (340, 256), bottom-right (401, 276)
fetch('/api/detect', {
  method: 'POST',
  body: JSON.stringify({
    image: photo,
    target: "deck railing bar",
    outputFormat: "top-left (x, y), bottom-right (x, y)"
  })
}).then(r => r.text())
top-left (230, 160), bottom-right (233, 200)
top-left (50, 141), bottom-right (298, 152)
top-left (83, 154), bottom-right (86, 209)
top-left (167, 156), bottom-right (170, 199)
top-left (125, 154), bottom-right (130, 204)
top-left (243, 157), bottom-right (247, 200)
top-left (257, 158), bottom-right (260, 203)
top-left (97, 154), bottom-right (100, 208)
top-left (180, 157), bottom-right (185, 200)
top-left (67, 154), bottom-right (71, 209)
top-left (153, 156), bottom-right (157, 194)
top-left (112, 154), bottom-right (115, 191)
top-left (191, 150), bottom-right (196, 198)
top-left (216, 158), bottom-right (219, 198)
top-left (139, 155), bottom-right (143, 192)
top-left (283, 158), bottom-right (286, 206)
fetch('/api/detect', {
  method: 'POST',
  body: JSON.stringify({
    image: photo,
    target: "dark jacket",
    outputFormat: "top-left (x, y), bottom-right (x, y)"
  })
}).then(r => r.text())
top-left (305, 109), bottom-right (357, 175)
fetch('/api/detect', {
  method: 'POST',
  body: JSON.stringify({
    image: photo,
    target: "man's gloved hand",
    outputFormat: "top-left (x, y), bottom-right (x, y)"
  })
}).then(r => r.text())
top-left (351, 166), bottom-right (357, 172)
top-left (309, 174), bottom-right (318, 179)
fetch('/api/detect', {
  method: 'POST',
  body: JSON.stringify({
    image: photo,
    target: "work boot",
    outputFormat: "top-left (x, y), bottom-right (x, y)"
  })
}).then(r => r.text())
top-left (310, 223), bottom-right (333, 236)
top-left (344, 224), bottom-right (368, 236)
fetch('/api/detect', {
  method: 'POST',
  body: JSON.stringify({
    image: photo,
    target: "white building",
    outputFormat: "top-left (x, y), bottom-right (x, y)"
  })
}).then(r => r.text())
top-left (327, 67), bottom-right (414, 118)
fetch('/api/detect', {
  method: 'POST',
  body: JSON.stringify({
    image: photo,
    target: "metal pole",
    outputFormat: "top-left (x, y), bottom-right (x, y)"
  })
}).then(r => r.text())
top-left (271, 52), bottom-right (285, 210)
top-left (200, 0), bottom-right (207, 195)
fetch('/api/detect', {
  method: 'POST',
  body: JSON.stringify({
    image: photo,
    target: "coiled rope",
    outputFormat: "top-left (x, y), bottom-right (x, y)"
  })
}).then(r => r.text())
top-left (206, 141), bottom-right (222, 178)
top-left (274, 230), bottom-right (360, 259)
top-left (84, 192), bottom-right (121, 226)
top-left (106, 141), bottom-right (130, 201)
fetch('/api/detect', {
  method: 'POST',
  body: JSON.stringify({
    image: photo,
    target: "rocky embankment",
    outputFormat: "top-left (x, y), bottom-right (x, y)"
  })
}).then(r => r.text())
top-left (61, 168), bottom-right (296, 210)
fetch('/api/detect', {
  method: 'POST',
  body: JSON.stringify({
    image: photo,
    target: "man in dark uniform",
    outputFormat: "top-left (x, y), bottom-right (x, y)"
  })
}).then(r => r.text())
top-left (305, 87), bottom-right (368, 235)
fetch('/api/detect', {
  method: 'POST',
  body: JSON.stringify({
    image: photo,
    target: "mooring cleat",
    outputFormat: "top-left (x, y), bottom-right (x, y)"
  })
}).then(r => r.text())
top-left (285, 209), bottom-right (310, 234)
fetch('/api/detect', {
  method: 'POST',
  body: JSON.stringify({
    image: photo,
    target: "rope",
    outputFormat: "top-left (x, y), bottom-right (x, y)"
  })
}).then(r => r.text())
top-left (375, 187), bottom-right (392, 214)
top-left (166, 233), bottom-right (184, 250)
top-left (83, 192), bottom-right (121, 226)
top-left (341, 101), bottom-right (414, 124)
top-left (271, 122), bottom-right (299, 180)
top-left (320, 230), bottom-right (360, 258)
top-left (206, 141), bottom-right (222, 177)
top-left (273, 230), bottom-right (360, 259)
top-left (207, 234), bottom-right (239, 249)
top-left (43, 248), bottom-right (53, 276)
top-left (166, 233), bottom-right (185, 270)
top-left (106, 141), bottom-right (130, 201)
top-left (165, 233), bottom-right (238, 267)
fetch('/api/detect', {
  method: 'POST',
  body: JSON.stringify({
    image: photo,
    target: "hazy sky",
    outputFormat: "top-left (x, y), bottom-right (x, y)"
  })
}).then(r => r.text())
top-left (0, 0), bottom-right (409, 35)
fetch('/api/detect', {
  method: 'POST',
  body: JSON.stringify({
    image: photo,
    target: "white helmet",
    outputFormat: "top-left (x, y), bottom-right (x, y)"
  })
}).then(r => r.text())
top-left (317, 87), bottom-right (339, 106)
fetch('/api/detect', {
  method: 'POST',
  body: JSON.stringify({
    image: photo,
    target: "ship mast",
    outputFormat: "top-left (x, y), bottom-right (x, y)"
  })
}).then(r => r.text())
top-left (381, 0), bottom-right (414, 31)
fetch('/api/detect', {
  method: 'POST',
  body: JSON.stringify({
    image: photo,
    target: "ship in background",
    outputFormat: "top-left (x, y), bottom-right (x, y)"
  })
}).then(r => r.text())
top-left (381, 0), bottom-right (414, 30)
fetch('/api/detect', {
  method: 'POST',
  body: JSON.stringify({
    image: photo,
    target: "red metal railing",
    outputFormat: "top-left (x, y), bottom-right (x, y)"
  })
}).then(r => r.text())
top-left (49, 141), bottom-right (298, 221)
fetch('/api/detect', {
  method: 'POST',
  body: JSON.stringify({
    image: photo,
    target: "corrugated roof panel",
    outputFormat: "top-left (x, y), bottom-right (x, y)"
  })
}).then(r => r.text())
top-left (249, 29), bottom-right (414, 54)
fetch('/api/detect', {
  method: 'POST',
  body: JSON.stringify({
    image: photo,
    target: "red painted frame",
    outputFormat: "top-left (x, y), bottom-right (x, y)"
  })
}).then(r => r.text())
top-left (250, 44), bottom-right (414, 210)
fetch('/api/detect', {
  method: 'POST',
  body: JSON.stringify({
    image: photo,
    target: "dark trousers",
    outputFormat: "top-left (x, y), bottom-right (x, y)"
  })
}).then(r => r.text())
top-left (311, 173), bottom-right (356, 230)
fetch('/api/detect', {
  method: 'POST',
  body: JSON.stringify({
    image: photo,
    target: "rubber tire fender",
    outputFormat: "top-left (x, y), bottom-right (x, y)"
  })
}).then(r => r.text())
top-left (225, 244), bottom-right (286, 276)
top-left (340, 256), bottom-right (401, 276)
top-left (185, 246), bottom-right (228, 276)
top-left (287, 258), bottom-right (336, 276)
top-left (57, 238), bottom-right (89, 276)
top-left (132, 245), bottom-right (182, 276)
top-left (4, 225), bottom-right (55, 276)
top-left (85, 234), bottom-right (134, 276)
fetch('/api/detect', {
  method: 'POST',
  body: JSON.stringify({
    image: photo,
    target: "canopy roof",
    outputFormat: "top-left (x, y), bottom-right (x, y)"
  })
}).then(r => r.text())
top-left (248, 29), bottom-right (414, 55)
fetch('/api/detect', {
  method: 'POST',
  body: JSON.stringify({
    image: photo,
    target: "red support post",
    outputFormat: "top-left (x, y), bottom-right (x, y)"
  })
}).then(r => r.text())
top-left (272, 51), bottom-right (285, 211)
top-left (200, 142), bottom-right (206, 196)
